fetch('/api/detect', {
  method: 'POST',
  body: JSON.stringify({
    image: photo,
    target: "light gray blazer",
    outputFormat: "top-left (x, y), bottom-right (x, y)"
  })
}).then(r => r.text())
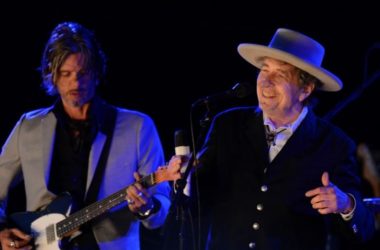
top-left (0, 101), bottom-right (171, 250)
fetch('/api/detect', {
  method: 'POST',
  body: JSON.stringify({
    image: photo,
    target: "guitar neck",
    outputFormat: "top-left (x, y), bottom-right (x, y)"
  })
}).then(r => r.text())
top-left (55, 173), bottom-right (157, 237)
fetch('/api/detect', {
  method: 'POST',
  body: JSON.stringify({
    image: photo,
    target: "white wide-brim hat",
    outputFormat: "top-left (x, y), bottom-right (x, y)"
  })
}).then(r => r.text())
top-left (237, 28), bottom-right (343, 91)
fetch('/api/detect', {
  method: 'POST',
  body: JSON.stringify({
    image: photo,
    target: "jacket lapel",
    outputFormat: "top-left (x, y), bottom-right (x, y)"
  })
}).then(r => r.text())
top-left (86, 132), bottom-right (107, 193)
top-left (41, 111), bottom-right (57, 185)
top-left (85, 99), bottom-right (117, 195)
top-left (268, 110), bottom-right (319, 179)
top-left (244, 108), bottom-right (270, 168)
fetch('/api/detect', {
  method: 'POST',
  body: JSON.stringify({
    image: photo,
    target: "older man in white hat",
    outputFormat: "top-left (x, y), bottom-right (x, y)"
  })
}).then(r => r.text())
top-left (191, 28), bottom-right (375, 250)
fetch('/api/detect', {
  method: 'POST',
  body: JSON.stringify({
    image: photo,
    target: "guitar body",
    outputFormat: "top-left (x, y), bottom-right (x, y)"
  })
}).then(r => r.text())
top-left (10, 194), bottom-right (72, 250)
top-left (30, 213), bottom-right (66, 250)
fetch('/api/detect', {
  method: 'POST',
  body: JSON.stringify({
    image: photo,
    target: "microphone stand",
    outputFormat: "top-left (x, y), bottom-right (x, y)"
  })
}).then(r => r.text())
top-left (164, 85), bottom-right (245, 249)
top-left (188, 102), bottom-right (214, 250)
top-left (172, 153), bottom-right (196, 250)
top-left (161, 152), bottom-right (197, 250)
top-left (162, 101), bottom-right (211, 250)
top-left (176, 101), bottom-right (214, 250)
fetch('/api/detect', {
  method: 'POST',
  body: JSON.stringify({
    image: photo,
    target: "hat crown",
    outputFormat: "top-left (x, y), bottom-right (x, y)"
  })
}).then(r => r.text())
top-left (269, 28), bottom-right (325, 67)
top-left (237, 27), bottom-right (343, 91)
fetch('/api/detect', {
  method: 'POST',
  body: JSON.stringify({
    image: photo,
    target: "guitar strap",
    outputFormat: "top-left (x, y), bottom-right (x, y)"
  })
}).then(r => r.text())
top-left (84, 105), bottom-right (117, 206)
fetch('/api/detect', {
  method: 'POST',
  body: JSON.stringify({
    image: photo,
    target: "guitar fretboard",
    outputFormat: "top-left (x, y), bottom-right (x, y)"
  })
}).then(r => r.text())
top-left (55, 173), bottom-right (156, 237)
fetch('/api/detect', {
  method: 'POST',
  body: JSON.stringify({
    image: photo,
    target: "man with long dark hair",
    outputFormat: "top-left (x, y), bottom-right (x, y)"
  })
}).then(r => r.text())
top-left (0, 22), bottom-right (175, 250)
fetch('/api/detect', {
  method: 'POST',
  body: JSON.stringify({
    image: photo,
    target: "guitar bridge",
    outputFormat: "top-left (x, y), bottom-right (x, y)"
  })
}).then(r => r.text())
top-left (46, 224), bottom-right (56, 244)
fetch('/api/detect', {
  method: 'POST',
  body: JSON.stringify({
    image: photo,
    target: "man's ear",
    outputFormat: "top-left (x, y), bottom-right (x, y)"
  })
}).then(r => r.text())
top-left (299, 83), bottom-right (315, 102)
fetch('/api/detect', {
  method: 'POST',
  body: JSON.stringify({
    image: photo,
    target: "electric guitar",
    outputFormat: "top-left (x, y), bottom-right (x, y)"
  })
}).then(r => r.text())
top-left (10, 164), bottom-right (180, 250)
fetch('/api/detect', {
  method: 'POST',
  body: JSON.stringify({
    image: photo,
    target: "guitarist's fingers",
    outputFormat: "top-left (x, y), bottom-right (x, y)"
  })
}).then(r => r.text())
top-left (132, 172), bottom-right (147, 190)
top-left (137, 186), bottom-right (150, 200)
top-left (12, 238), bottom-right (33, 249)
top-left (11, 242), bottom-right (32, 250)
top-left (132, 172), bottom-right (149, 197)
top-left (9, 228), bottom-right (31, 241)
top-left (132, 172), bottom-right (151, 198)
top-left (133, 172), bottom-right (141, 181)
top-left (0, 228), bottom-right (31, 250)
top-left (132, 183), bottom-right (150, 204)
top-left (133, 184), bottom-right (150, 198)
top-left (126, 184), bottom-right (138, 201)
top-left (0, 229), bottom-right (11, 249)
top-left (126, 184), bottom-right (145, 207)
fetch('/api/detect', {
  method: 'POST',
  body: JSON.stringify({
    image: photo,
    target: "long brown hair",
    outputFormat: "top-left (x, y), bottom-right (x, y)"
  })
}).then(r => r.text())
top-left (40, 22), bottom-right (106, 96)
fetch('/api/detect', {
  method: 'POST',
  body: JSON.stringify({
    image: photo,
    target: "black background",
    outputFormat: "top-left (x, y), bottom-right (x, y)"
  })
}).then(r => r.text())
top-left (1, 1), bottom-right (380, 248)
top-left (1, 1), bottom-right (380, 155)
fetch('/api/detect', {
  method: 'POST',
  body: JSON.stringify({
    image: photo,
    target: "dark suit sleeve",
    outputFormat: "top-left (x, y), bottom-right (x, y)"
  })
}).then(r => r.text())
top-left (330, 135), bottom-right (375, 243)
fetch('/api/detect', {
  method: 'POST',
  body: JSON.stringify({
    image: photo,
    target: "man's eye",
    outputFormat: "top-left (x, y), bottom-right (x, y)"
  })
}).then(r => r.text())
top-left (277, 73), bottom-right (288, 80)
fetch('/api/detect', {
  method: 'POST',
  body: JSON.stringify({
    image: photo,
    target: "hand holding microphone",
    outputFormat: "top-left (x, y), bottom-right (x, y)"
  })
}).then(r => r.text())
top-left (174, 129), bottom-right (192, 196)
top-left (175, 130), bottom-right (192, 175)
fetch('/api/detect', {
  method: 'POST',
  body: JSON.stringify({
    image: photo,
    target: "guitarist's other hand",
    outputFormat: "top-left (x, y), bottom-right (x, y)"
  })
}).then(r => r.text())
top-left (126, 172), bottom-right (154, 214)
top-left (0, 228), bottom-right (32, 249)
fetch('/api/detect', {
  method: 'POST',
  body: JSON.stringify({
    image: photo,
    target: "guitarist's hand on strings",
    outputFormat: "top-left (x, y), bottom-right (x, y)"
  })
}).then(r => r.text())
top-left (126, 172), bottom-right (154, 214)
top-left (125, 157), bottom-right (182, 216)
top-left (0, 228), bottom-right (32, 249)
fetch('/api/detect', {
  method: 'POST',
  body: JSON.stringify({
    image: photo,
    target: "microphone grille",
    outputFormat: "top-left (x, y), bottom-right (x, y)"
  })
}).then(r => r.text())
top-left (174, 129), bottom-right (188, 147)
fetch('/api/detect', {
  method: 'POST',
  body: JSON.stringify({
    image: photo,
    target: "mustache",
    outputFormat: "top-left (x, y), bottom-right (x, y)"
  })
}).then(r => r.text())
top-left (68, 88), bottom-right (86, 94)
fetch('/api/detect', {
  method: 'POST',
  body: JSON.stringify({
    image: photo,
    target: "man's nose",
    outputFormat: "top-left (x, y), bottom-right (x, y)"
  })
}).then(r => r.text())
top-left (72, 73), bottom-right (85, 85)
top-left (259, 77), bottom-right (274, 87)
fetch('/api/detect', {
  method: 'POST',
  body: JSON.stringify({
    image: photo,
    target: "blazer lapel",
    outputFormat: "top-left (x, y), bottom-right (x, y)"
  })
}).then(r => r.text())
top-left (268, 110), bottom-right (319, 178)
top-left (244, 108), bottom-right (270, 168)
top-left (86, 131), bottom-right (107, 193)
top-left (41, 111), bottom-right (57, 185)
top-left (85, 99), bottom-right (117, 195)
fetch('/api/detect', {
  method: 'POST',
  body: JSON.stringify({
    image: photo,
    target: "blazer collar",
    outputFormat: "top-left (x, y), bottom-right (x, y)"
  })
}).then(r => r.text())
top-left (271, 109), bottom-right (319, 165)
top-left (243, 107), bottom-right (320, 168)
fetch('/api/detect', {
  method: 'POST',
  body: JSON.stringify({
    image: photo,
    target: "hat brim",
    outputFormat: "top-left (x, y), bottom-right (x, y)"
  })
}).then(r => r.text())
top-left (238, 44), bottom-right (343, 92)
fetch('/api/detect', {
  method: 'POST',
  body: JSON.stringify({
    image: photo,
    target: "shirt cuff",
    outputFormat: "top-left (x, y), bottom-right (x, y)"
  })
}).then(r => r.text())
top-left (340, 193), bottom-right (356, 221)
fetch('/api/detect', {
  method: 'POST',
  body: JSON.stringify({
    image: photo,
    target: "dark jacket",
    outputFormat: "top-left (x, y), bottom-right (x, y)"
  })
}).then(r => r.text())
top-left (196, 106), bottom-right (375, 250)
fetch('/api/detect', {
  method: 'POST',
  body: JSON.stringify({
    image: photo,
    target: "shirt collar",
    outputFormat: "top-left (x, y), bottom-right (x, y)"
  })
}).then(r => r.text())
top-left (263, 106), bottom-right (308, 134)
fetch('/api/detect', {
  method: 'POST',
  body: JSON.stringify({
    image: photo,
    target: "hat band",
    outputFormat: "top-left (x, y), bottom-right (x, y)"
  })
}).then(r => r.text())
top-left (269, 39), bottom-right (324, 67)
